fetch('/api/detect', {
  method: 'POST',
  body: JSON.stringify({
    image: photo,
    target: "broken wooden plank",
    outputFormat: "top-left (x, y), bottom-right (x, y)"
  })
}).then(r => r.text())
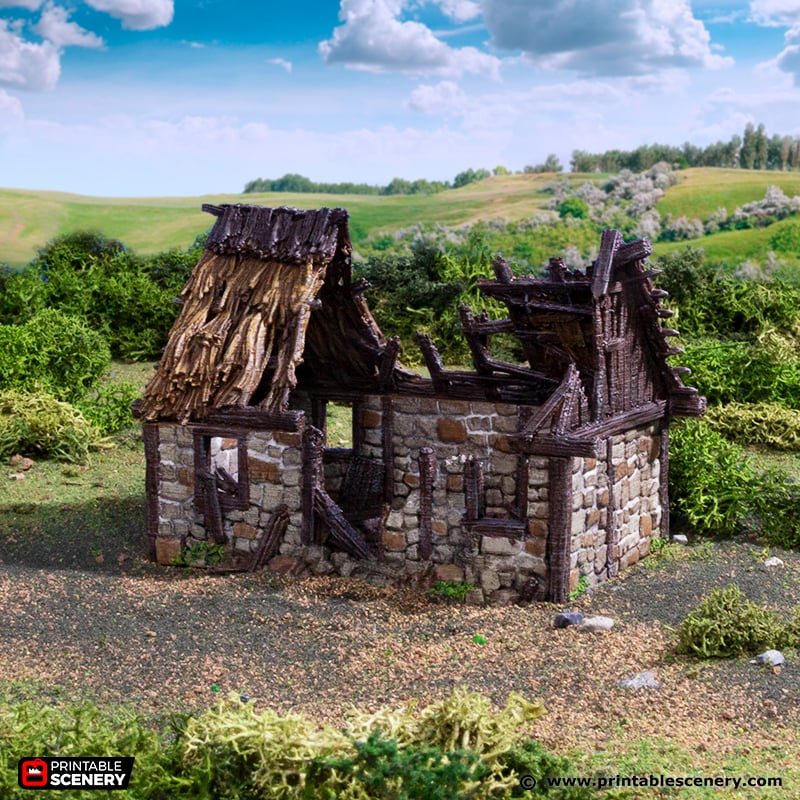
top-left (249, 504), bottom-right (290, 572)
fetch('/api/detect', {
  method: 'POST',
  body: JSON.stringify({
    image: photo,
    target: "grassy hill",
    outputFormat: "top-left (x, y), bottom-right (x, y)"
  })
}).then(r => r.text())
top-left (2, 167), bottom-right (800, 268)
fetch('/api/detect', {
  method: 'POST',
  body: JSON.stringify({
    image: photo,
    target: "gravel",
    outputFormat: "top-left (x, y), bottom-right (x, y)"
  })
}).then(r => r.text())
top-left (1, 535), bottom-right (799, 761)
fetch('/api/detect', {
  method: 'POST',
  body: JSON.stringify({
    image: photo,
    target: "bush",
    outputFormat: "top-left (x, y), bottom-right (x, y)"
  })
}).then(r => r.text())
top-left (0, 696), bottom-right (169, 800)
top-left (677, 584), bottom-right (788, 658)
top-left (704, 402), bottom-right (800, 450)
top-left (0, 390), bottom-right (105, 463)
top-left (76, 380), bottom-right (141, 435)
top-left (668, 420), bottom-right (755, 536)
top-left (0, 310), bottom-right (110, 402)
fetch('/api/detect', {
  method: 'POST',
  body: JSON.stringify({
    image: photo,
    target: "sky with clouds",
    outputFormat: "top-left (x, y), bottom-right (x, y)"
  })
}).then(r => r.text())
top-left (1, 0), bottom-right (800, 196)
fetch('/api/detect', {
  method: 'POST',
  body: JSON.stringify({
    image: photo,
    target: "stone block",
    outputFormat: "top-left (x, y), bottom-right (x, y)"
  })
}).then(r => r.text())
top-left (382, 531), bottom-right (406, 551)
top-left (436, 417), bottom-right (467, 444)
top-left (161, 481), bottom-right (192, 502)
top-left (482, 536), bottom-right (519, 556)
top-left (361, 409), bottom-right (381, 428)
top-left (491, 588), bottom-right (520, 605)
top-left (155, 536), bottom-right (182, 565)
top-left (275, 431), bottom-right (302, 447)
top-left (641, 513), bottom-right (653, 537)
top-left (403, 472), bottom-right (420, 488)
top-left (435, 564), bottom-right (465, 583)
top-left (233, 521), bottom-right (259, 540)
top-left (571, 508), bottom-right (587, 536)
top-left (492, 415), bottom-right (518, 433)
top-left (524, 537), bottom-right (546, 557)
top-left (248, 457), bottom-right (279, 483)
top-left (480, 569), bottom-right (501, 594)
top-left (446, 474), bottom-right (464, 492)
top-left (268, 555), bottom-right (305, 575)
top-left (432, 520), bottom-right (447, 535)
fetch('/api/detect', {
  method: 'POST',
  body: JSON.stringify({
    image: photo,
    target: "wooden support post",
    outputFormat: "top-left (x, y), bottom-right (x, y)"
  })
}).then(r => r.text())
top-left (547, 457), bottom-right (571, 603)
top-left (143, 423), bottom-right (160, 561)
top-left (302, 425), bottom-right (324, 545)
top-left (198, 470), bottom-right (227, 544)
top-left (463, 457), bottom-right (484, 521)
top-left (418, 448), bottom-right (436, 561)
top-left (249, 504), bottom-right (290, 571)
top-left (659, 419), bottom-right (670, 540)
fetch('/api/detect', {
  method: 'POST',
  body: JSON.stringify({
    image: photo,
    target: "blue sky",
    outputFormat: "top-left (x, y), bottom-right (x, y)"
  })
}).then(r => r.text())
top-left (1, 0), bottom-right (800, 196)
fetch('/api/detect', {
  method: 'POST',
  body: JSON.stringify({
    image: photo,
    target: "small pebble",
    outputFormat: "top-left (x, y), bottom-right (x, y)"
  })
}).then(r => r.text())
top-left (554, 611), bottom-right (584, 629)
top-left (752, 650), bottom-right (785, 667)
top-left (763, 557), bottom-right (784, 569)
top-left (672, 535), bottom-right (689, 545)
top-left (578, 615), bottom-right (615, 633)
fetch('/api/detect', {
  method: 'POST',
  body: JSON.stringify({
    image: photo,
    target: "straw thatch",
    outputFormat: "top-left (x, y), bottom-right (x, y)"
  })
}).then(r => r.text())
top-left (139, 205), bottom-right (392, 422)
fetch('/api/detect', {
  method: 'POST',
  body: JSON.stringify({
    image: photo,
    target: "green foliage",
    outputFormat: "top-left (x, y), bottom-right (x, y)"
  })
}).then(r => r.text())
top-left (568, 575), bottom-right (589, 601)
top-left (0, 310), bottom-right (110, 402)
top-left (0, 230), bottom-right (194, 360)
top-left (427, 580), bottom-right (475, 603)
top-left (676, 584), bottom-right (787, 658)
top-left (668, 420), bottom-right (755, 536)
top-left (453, 167), bottom-right (491, 188)
top-left (751, 468), bottom-right (800, 550)
top-left (0, 696), bottom-right (169, 800)
top-left (76, 380), bottom-right (141, 435)
top-left (499, 739), bottom-right (594, 799)
top-left (653, 247), bottom-right (719, 307)
top-left (704, 402), bottom-right (800, 450)
top-left (307, 730), bottom-right (487, 800)
top-left (557, 197), bottom-right (590, 220)
top-left (172, 541), bottom-right (226, 568)
top-left (0, 390), bottom-right (105, 463)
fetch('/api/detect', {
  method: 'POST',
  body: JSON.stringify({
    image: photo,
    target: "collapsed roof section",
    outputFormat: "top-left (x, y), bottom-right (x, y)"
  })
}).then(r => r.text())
top-left (137, 205), bottom-right (704, 426)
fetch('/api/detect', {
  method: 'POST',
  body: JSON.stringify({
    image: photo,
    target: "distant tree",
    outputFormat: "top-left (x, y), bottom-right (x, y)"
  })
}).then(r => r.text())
top-left (524, 154), bottom-right (564, 174)
top-left (754, 123), bottom-right (769, 170)
top-left (493, 165), bottom-right (510, 176)
top-left (740, 123), bottom-right (756, 170)
top-left (453, 168), bottom-right (491, 188)
top-left (557, 197), bottom-right (590, 220)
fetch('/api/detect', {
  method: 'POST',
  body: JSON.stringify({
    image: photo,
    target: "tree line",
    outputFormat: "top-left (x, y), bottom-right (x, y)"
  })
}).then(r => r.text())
top-left (571, 123), bottom-right (800, 173)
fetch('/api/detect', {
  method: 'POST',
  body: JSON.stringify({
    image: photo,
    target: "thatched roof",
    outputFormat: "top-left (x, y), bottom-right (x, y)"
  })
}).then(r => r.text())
top-left (138, 204), bottom-right (396, 423)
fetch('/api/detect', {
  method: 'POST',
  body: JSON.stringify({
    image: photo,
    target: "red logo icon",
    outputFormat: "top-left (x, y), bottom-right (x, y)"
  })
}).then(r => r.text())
top-left (20, 759), bottom-right (48, 787)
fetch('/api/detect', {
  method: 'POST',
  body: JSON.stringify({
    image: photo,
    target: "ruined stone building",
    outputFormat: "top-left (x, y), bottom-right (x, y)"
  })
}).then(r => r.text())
top-left (134, 204), bottom-right (705, 603)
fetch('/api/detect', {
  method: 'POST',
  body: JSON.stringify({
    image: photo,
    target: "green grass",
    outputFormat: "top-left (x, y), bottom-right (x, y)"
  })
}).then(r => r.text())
top-left (656, 168), bottom-right (800, 220)
top-left (0, 176), bottom-right (563, 267)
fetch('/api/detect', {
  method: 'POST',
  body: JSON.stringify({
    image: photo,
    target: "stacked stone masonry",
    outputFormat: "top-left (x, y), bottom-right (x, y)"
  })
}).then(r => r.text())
top-left (152, 396), bottom-right (662, 604)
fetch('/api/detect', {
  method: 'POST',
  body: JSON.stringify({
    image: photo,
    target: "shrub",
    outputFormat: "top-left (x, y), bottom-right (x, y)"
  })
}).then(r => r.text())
top-left (76, 380), bottom-right (141, 435)
top-left (668, 420), bottom-right (756, 536)
top-left (0, 390), bottom-right (105, 463)
top-left (704, 402), bottom-right (800, 450)
top-left (0, 695), bottom-right (169, 800)
top-left (0, 310), bottom-right (110, 402)
top-left (677, 584), bottom-right (787, 658)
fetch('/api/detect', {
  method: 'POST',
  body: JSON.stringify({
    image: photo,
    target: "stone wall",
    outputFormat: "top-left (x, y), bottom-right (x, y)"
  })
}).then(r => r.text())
top-left (150, 407), bottom-right (664, 605)
top-left (153, 423), bottom-right (304, 565)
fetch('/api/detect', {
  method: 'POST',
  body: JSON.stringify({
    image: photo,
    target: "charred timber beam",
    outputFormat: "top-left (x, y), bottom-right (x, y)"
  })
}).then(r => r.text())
top-left (199, 409), bottom-right (304, 431)
top-left (314, 486), bottom-right (373, 560)
top-left (591, 229), bottom-right (623, 298)
top-left (659, 420), bottom-right (670, 541)
top-left (302, 425), bottom-right (324, 546)
top-left (198, 470), bottom-right (227, 545)
top-left (462, 518), bottom-right (526, 538)
top-left (382, 396), bottom-right (394, 503)
top-left (378, 336), bottom-right (401, 391)
top-left (463, 457), bottom-right (485, 521)
top-left (604, 436), bottom-right (617, 579)
top-left (415, 332), bottom-right (450, 394)
top-left (611, 238), bottom-right (652, 267)
top-left (547, 457), bottom-right (572, 603)
top-left (492, 255), bottom-right (514, 282)
top-left (249, 504), bottom-right (290, 572)
top-left (511, 434), bottom-right (597, 459)
top-left (579, 401), bottom-right (667, 439)
top-left (417, 448), bottom-right (436, 561)
top-left (143, 424), bottom-right (160, 561)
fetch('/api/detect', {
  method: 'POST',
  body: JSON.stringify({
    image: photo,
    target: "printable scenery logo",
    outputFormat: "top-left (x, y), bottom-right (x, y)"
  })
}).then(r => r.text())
top-left (18, 758), bottom-right (134, 790)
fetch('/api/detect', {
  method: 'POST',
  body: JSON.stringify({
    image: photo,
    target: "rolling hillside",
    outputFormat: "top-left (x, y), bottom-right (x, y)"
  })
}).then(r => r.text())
top-left (2, 168), bottom-right (800, 267)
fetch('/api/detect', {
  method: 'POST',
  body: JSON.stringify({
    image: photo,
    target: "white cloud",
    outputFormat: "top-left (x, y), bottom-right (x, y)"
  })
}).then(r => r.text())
top-left (749, 0), bottom-right (800, 26)
top-left (267, 57), bottom-right (292, 73)
top-left (0, 18), bottom-right (60, 89)
top-left (481, 0), bottom-right (732, 76)
top-left (433, 0), bottom-right (481, 23)
top-left (406, 80), bottom-right (466, 113)
top-left (320, 0), bottom-right (500, 78)
top-left (33, 4), bottom-right (104, 48)
top-left (83, 0), bottom-right (173, 31)
top-left (0, 86), bottom-right (24, 125)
